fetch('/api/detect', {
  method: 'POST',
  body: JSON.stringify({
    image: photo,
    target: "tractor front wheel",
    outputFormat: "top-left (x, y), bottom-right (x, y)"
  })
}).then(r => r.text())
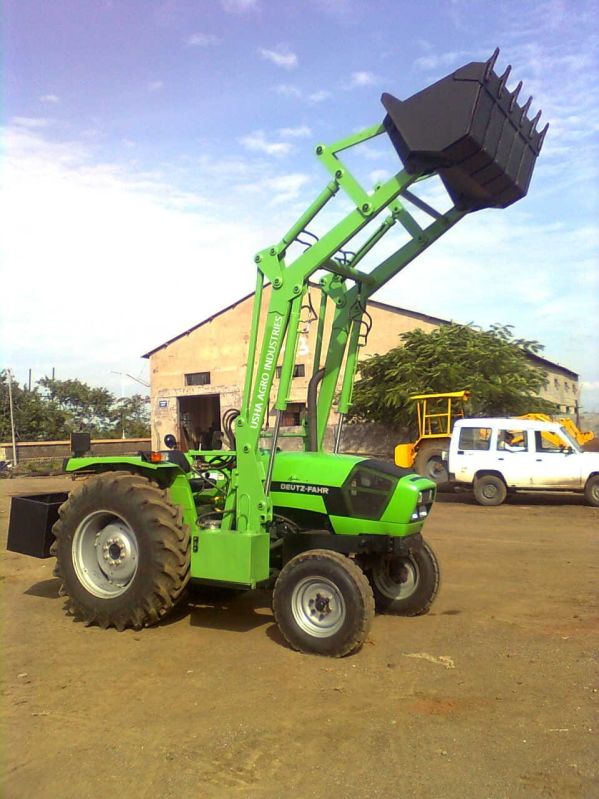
top-left (367, 541), bottom-right (440, 616)
top-left (273, 550), bottom-right (374, 657)
top-left (52, 471), bottom-right (190, 630)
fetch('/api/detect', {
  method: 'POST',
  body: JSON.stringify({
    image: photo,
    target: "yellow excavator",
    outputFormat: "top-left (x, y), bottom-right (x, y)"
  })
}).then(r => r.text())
top-left (395, 391), bottom-right (594, 483)
top-left (516, 414), bottom-right (594, 448)
top-left (394, 391), bottom-right (470, 483)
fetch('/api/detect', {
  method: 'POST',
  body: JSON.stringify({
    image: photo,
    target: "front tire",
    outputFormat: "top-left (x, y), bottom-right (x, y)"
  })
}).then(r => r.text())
top-left (52, 471), bottom-right (190, 630)
top-left (473, 474), bottom-right (507, 506)
top-left (367, 541), bottom-right (440, 616)
top-left (584, 475), bottom-right (599, 507)
top-left (273, 550), bottom-right (374, 657)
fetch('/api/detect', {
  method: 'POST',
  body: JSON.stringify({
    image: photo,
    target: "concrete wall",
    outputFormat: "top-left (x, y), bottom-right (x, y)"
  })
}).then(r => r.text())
top-left (539, 368), bottom-right (580, 414)
top-left (0, 438), bottom-right (151, 463)
top-left (147, 287), bottom-right (439, 448)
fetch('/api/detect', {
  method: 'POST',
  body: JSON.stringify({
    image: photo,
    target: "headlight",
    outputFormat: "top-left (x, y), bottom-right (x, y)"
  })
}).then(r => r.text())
top-left (411, 504), bottom-right (429, 521)
top-left (412, 490), bottom-right (432, 520)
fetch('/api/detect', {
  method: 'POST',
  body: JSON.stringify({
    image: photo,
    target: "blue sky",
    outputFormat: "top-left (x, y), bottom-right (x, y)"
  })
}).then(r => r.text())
top-left (2, 0), bottom-right (598, 409)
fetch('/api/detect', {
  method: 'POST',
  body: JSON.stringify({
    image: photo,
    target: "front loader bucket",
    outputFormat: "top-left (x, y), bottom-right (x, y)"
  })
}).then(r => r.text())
top-left (382, 49), bottom-right (548, 211)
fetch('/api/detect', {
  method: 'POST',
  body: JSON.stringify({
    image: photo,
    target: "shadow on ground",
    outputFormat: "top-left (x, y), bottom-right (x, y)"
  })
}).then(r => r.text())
top-left (436, 489), bottom-right (586, 506)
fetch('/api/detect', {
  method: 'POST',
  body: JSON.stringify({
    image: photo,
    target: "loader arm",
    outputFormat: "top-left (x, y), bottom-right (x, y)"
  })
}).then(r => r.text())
top-left (229, 48), bottom-right (547, 536)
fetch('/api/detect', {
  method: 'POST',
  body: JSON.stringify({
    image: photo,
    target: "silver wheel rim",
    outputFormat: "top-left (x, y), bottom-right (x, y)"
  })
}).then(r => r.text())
top-left (372, 557), bottom-right (418, 600)
top-left (482, 482), bottom-right (500, 499)
top-left (291, 576), bottom-right (346, 637)
top-left (72, 510), bottom-right (139, 598)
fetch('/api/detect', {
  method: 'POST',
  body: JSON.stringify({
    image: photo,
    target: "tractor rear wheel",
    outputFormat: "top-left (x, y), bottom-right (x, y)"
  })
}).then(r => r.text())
top-left (273, 550), bottom-right (374, 657)
top-left (414, 441), bottom-right (449, 484)
top-left (52, 471), bottom-right (190, 630)
top-left (367, 541), bottom-right (440, 616)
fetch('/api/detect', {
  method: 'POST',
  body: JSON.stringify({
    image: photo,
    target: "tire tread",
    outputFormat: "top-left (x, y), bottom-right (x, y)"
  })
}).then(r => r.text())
top-left (52, 471), bottom-right (190, 631)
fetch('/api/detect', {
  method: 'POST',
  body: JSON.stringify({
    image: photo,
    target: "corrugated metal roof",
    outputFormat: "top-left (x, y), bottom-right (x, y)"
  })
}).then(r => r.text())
top-left (142, 287), bottom-right (578, 379)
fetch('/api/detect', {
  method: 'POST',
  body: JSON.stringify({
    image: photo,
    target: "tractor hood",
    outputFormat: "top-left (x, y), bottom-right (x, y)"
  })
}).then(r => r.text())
top-left (270, 451), bottom-right (415, 489)
top-left (269, 451), bottom-right (434, 533)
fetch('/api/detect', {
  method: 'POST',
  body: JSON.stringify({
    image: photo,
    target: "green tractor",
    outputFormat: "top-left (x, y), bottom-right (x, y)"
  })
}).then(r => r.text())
top-left (8, 50), bottom-right (546, 656)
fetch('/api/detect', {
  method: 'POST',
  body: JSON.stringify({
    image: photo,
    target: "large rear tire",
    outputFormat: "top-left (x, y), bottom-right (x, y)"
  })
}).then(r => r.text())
top-left (52, 471), bottom-right (190, 630)
top-left (273, 550), bottom-right (374, 657)
top-left (367, 541), bottom-right (440, 616)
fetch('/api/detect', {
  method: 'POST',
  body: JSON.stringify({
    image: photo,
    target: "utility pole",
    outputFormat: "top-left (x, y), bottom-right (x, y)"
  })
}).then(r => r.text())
top-left (7, 370), bottom-right (18, 465)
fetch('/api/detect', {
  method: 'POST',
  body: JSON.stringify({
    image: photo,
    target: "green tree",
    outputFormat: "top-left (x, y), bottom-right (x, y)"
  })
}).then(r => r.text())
top-left (348, 323), bottom-right (557, 429)
top-left (1, 373), bottom-right (150, 442)
top-left (38, 377), bottom-right (116, 436)
top-left (111, 395), bottom-right (151, 438)
top-left (0, 371), bottom-right (70, 441)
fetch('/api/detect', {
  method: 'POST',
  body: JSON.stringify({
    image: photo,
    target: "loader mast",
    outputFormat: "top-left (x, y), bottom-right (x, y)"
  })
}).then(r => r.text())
top-left (232, 48), bottom-right (547, 538)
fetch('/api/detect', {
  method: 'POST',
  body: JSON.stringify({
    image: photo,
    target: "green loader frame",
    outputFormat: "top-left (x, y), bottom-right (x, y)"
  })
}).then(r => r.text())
top-left (8, 49), bottom-right (547, 655)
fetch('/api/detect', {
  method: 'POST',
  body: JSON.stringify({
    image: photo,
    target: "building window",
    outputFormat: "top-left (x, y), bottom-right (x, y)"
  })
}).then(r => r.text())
top-left (275, 364), bottom-right (306, 379)
top-left (564, 381), bottom-right (569, 392)
top-left (185, 372), bottom-right (210, 386)
top-left (280, 402), bottom-right (305, 426)
top-left (554, 378), bottom-right (559, 389)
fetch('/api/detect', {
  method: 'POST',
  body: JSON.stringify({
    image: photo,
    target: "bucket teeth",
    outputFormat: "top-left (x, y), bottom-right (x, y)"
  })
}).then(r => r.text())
top-left (529, 108), bottom-right (542, 134)
top-left (381, 48), bottom-right (548, 211)
top-left (538, 122), bottom-right (549, 148)
top-left (485, 47), bottom-right (500, 80)
top-left (521, 95), bottom-right (533, 121)
top-left (498, 64), bottom-right (512, 97)
top-left (509, 80), bottom-right (523, 111)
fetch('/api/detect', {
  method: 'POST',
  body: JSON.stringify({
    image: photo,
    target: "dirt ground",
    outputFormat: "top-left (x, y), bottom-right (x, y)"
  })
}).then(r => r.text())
top-left (1, 476), bottom-right (598, 799)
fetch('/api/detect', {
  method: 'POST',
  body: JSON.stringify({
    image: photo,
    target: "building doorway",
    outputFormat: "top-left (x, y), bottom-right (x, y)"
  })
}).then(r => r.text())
top-left (178, 394), bottom-right (221, 451)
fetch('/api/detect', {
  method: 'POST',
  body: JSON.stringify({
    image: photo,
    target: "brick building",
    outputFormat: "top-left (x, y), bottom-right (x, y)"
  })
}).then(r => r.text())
top-left (143, 287), bottom-right (580, 450)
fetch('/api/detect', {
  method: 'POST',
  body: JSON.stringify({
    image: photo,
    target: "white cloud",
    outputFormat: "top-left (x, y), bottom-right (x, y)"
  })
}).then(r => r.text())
top-left (349, 71), bottom-right (379, 87)
top-left (278, 125), bottom-right (311, 138)
top-left (1, 126), bottom-right (268, 390)
top-left (259, 46), bottom-right (298, 70)
top-left (273, 86), bottom-right (331, 104)
top-left (369, 169), bottom-right (390, 185)
top-left (414, 50), bottom-right (471, 71)
top-left (221, 0), bottom-right (258, 11)
top-left (147, 80), bottom-right (164, 92)
top-left (274, 83), bottom-right (302, 97)
top-left (186, 33), bottom-right (221, 47)
top-left (11, 116), bottom-right (52, 129)
top-left (356, 144), bottom-right (387, 161)
top-left (264, 173), bottom-right (311, 204)
top-left (308, 90), bottom-right (331, 103)
top-left (239, 130), bottom-right (292, 156)
top-left (39, 94), bottom-right (60, 104)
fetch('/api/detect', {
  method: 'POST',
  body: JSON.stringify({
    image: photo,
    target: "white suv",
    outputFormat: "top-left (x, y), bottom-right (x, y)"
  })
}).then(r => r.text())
top-left (448, 418), bottom-right (599, 506)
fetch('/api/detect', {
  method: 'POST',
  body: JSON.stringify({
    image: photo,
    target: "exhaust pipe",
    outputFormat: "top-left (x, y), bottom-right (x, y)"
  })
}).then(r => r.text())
top-left (306, 368), bottom-right (325, 452)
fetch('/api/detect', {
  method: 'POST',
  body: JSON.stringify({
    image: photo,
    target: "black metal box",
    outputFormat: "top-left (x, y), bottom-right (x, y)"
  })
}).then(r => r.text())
top-left (7, 493), bottom-right (69, 559)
